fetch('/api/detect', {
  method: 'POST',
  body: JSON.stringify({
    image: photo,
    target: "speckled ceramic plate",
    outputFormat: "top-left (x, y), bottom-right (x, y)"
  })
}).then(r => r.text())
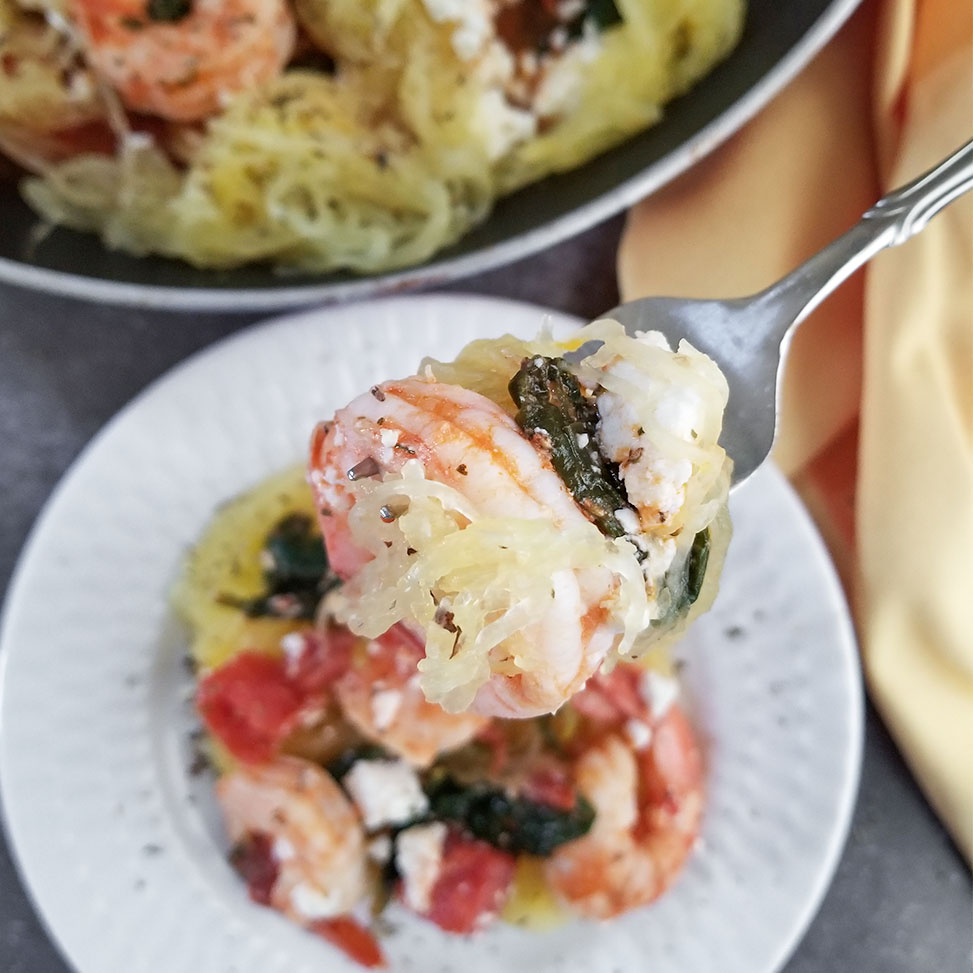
top-left (0, 0), bottom-right (862, 311)
top-left (0, 295), bottom-right (862, 973)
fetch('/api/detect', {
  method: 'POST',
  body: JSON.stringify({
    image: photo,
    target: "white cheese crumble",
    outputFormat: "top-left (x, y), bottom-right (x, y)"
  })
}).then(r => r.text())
top-left (290, 881), bottom-right (345, 920)
top-left (380, 428), bottom-right (401, 448)
top-left (624, 718), bottom-right (654, 750)
top-left (273, 836), bottom-right (296, 862)
top-left (475, 89), bottom-right (537, 161)
top-left (396, 822), bottom-right (447, 913)
top-left (594, 334), bottom-right (705, 524)
top-left (641, 671), bottom-right (680, 720)
top-left (421, 0), bottom-right (492, 59)
top-left (614, 507), bottom-right (641, 535)
top-left (344, 759), bottom-right (429, 831)
top-left (279, 632), bottom-right (306, 665)
top-left (370, 688), bottom-right (403, 731)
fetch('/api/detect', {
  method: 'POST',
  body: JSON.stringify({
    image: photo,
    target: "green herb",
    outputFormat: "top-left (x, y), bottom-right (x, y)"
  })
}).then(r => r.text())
top-left (219, 513), bottom-right (337, 621)
top-left (146, 0), bottom-right (192, 22)
top-left (509, 356), bottom-right (636, 541)
top-left (683, 527), bottom-right (710, 608)
top-left (653, 527), bottom-right (711, 627)
top-left (425, 775), bottom-right (594, 857)
top-left (583, 0), bottom-right (622, 31)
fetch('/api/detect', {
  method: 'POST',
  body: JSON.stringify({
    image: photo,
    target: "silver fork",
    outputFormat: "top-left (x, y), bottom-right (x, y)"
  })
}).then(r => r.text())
top-left (598, 138), bottom-right (973, 489)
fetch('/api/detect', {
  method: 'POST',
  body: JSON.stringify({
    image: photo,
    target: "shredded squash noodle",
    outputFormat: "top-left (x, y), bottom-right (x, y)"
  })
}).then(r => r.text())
top-left (3, 0), bottom-right (746, 272)
top-left (334, 459), bottom-right (652, 712)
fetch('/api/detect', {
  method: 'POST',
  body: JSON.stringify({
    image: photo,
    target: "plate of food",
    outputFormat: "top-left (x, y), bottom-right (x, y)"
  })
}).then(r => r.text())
top-left (0, 0), bottom-right (860, 309)
top-left (0, 294), bottom-right (862, 972)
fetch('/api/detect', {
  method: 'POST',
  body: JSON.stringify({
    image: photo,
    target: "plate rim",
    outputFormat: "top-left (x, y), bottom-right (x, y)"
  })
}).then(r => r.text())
top-left (0, 0), bottom-right (862, 313)
top-left (0, 293), bottom-right (864, 973)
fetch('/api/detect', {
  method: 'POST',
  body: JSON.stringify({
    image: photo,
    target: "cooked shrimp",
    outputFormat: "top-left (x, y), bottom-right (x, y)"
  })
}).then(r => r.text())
top-left (335, 623), bottom-right (488, 767)
top-left (309, 377), bottom-right (622, 719)
top-left (217, 755), bottom-right (368, 923)
top-left (545, 703), bottom-right (703, 919)
top-left (68, 0), bottom-right (296, 121)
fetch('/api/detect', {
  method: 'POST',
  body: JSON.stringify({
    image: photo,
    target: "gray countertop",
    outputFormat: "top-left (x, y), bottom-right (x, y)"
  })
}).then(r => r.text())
top-left (1, 217), bottom-right (970, 972)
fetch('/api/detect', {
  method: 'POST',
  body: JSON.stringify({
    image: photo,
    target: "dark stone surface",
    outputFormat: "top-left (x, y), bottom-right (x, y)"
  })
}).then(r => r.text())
top-left (0, 217), bottom-right (969, 972)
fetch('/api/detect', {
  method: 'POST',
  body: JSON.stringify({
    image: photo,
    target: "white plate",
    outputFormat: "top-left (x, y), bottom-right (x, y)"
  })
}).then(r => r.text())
top-left (0, 295), bottom-right (862, 973)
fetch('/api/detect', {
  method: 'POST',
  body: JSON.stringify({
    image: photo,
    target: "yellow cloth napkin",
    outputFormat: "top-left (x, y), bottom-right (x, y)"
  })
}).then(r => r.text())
top-left (618, 0), bottom-right (973, 861)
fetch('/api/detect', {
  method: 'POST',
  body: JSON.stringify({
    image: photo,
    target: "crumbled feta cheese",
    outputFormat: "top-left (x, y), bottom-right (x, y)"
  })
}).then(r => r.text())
top-left (595, 373), bottom-right (696, 521)
top-left (641, 671), bottom-right (680, 719)
top-left (625, 718), bottom-right (654, 750)
top-left (558, 0), bottom-right (586, 18)
top-left (344, 759), bottom-right (429, 831)
top-left (380, 428), bottom-right (401, 448)
top-left (614, 507), bottom-right (641, 535)
top-left (396, 822), bottom-right (447, 912)
top-left (279, 632), bottom-right (306, 665)
top-left (370, 688), bottom-right (403, 731)
top-left (421, 0), bottom-right (492, 59)
top-left (123, 132), bottom-right (154, 153)
top-left (534, 57), bottom-right (582, 118)
top-left (273, 836), bottom-right (296, 861)
top-left (475, 89), bottom-right (537, 161)
top-left (477, 40), bottom-right (516, 87)
top-left (367, 834), bottom-right (393, 864)
top-left (290, 881), bottom-right (345, 920)
top-left (577, 432), bottom-right (590, 447)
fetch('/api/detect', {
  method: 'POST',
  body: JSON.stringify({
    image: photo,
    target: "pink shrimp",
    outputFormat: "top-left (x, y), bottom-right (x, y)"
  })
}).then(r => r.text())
top-left (69, 0), bottom-right (295, 121)
top-left (217, 755), bottom-right (368, 924)
top-left (308, 377), bottom-right (621, 719)
top-left (544, 698), bottom-right (703, 919)
top-left (335, 624), bottom-right (488, 768)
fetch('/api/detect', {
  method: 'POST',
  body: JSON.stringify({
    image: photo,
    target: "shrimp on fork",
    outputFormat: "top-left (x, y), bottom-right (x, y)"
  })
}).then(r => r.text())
top-left (69, 0), bottom-right (296, 121)
top-left (308, 377), bottom-right (624, 719)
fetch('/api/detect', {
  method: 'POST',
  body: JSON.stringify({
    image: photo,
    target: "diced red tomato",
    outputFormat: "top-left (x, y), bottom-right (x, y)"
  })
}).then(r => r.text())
top-left (310, 917), bottom-right (386, 969)
top-left (198, 622), bottom-right (360, 763)
top-left (570, 665), bottom-right (648, 727)
top-left (424, 833), bottom-right (516, 935)
top-left (286, 625), bottom-right (355, 696)
top-left (228, 831), bottom-right (279, 906)
top-left (197, 652), bottom-right (307, 764)
top-left (522, 764), bottom-right (577, 811)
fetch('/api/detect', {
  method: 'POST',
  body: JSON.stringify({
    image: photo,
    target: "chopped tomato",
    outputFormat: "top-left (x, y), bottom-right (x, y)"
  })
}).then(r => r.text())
top-left (198, 622), bottom-right (360, 763)
top-left (425, 833), bottom-right (516, 935)
top-left (228, 831), bottom-right (279, 906)
top-left (197, 651), bottom-right (306, 764)
top-left (286, 625), bottom-right (355, 696)
top-left (522, 765), bottom-right (577, 811)
top-left (310, 917), bottom-right (386, 969)
top-left (570, 665), bottom-right (648, 727)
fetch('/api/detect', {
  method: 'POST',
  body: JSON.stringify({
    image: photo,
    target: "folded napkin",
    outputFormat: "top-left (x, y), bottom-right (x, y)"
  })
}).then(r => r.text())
top-left (618, 0), bottom-right (973, 861)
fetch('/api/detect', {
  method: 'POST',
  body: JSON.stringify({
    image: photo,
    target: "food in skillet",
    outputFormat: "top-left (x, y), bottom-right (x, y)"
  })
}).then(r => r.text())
top-left (176, 319), bottom-right (730, 967)
top-left (0, 0), bottom-right (745, 273)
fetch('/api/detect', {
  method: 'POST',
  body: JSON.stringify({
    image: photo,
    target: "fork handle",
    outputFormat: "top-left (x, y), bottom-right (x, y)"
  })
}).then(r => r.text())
top-left (756, 138), bottom-right (973, 336)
